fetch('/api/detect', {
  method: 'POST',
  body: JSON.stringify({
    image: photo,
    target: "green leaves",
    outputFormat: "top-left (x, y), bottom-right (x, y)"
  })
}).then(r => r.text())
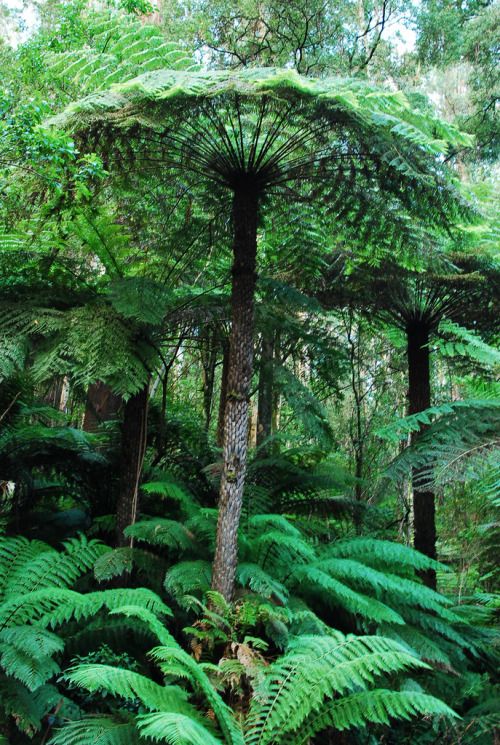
top-left (138, 712), bottom-right (224, 744)
top-left (245, 633), bottom-right (433, 745)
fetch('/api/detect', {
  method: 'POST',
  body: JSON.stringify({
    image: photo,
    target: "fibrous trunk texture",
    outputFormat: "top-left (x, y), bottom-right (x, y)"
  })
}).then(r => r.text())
top-left (115, 383), bottom-right (149, 547)
top-left (257, 330), bottom-right (274, 454)
top-left (212, 186), bottom-right (259, 600)
top-left (407, 320), bottom-right (436, 589)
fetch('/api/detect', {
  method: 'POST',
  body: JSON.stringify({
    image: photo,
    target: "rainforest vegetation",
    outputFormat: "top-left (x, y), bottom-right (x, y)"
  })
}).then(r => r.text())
top-left (0, 0), bottom-right (498, 743)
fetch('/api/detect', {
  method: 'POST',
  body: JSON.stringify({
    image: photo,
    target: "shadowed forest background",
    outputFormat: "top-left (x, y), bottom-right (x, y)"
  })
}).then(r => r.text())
top-left (0, 1), bottom-right (498, 743)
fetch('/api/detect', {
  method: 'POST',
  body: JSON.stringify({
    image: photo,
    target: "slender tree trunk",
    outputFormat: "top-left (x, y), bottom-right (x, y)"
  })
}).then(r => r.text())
top-left (115, 383), bottom-right (149, 547)
top-left (83, 381), bottom-right (121, 433)
top-left (201, 329), bottom-right (218, 431)
top-left (212, 186), bottom-right (259, 600)
top-left (216, 339), bottom-right (230, 448)
top-left (407, 320), bottom-right (437, 589)
top-left (257, 330), bottom-right (274, 455)
top-left (271, 331), bottom-right (281, 454)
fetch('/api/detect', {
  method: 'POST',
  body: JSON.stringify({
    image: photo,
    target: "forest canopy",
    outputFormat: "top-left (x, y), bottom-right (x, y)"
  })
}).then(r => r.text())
top-left (0, 1), bottom-right (498, 744)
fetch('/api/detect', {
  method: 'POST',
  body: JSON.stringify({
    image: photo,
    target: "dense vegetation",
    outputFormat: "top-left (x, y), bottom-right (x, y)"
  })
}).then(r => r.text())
top-left (0, 1), bottom-right (498, 743)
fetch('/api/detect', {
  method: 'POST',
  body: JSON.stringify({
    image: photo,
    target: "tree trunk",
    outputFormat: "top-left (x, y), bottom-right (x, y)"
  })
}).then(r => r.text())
top-left (201, 328), bottom-right (218, 431)
top-left (83, 381), bottom-right (121, 433)
top-left (216, 339), bottom-right (230, 448)
top-left (407, 320), bottom-right (437, 589)
top-left (257, 330), bottom-right (274, 454)
top-left (115, 383), bottom-right (149, 547)
top-left (212, 186), bottom-right (259, 600)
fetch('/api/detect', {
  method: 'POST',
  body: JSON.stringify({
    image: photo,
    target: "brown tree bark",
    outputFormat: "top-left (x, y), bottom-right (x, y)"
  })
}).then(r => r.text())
top-left (212, 185), bottom-right (259, 600)
top-left (83, 381), bottom-right (121, 433)
top-left (256, 330), bottom-right (274, 454)
top-left (407, 320), bottom-right (437, 589)
top-left (115, 383), bottom-right (149, 547)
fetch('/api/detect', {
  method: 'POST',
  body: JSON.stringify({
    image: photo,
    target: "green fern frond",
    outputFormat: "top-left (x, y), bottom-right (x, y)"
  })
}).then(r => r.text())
top-left (1, 587), bottom-right (171, 629)
top-left (45, 9), bottom-right (197, 97)
top-left (0, 534), bottom-right (107, 599)
top-left (49, 715), bottom-right (140, 745)
top-left (137, 712), bottom-right (225, 745)
top-left (0, 626), bottom-right (64, 689)
top-left (378, 624), bottom-right (453, 666)
top-left (0, 682), bottom-right (69, 737)
top-left (141, 479), bottom-right (199, 518)
top-left (325, 537), bottom-right (446, 573)
top-left (93, 547), bottom-right (134, 581)
top-left (164, 561), bottom-right (212, 603)
top-left (236, 563), bottom-right (289, 604)
top-left (0, 645), bottom-right (60, 691)
top-left (64, 663), bottom-right (190, 712)
top-left (125, 519), bottom-right (194, 551)
top-left (245, 633), bottom-right (429, 745)
top-left (297, 689), bottom-right (457, 741)
top-left (254, 531), bottom-right (315, 573)
top-left (438, 319), bottom-right (500, 368)
top-left (291, 564), bottom-right (405, 625)
top-left (149, 645), bottom-right (244, 745)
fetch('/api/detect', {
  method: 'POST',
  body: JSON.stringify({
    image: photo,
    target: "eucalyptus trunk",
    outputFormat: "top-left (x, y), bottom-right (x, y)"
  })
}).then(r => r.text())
top-left (407, 320), bottom-right (436, 589)
top-left (212, 186), bottom-right (259, 600)
top-left (115, 383), bottom-right (149, 547)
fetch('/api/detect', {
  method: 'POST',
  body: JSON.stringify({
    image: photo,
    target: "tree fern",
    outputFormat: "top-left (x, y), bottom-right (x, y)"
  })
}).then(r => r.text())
top-left (49, 715), bottom-right (140, 745)
top-left (64, 664), bottom-right (191, 712)
top-left (45, 8), bottom-right (197, 97)
top-left (137, 712), bottom-right (224, 745)
top-left (0, 534), bottom-right (106, 599)
top-left (164, 560), bottom-right (213, 604)
top-left (245, 633), bottom-right (440, 745)
top-left (296, 689), bottom-right (457, 741)
top-left (125, 519), bottom-right (194, 552)
top-left (291, 564), bottom-right (405, 625)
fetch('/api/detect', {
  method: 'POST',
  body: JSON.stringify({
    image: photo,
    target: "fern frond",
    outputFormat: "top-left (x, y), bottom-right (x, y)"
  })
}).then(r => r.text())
top-left (137, 712), bottom-right (225, 745)
top-left (291, 564), bottom-right (404, 625)
top-left (141, 479), bottom-right (199, 518)
top-left (0, 587), bottom-right (171, 629)
top-left (49, 715), bottom-right (140, 745)
top-left (245, 633), bottom-right (428, 745)
top-left (0, 534), bottom-right (107, 598)
top-left (0, 626), bottom-right (63, 689)
top-left (236, 563), bottom-right (289, 604)
top-left (296, 689), bottom-right (457, 741)
top-left (325, 537), bottom-right (445, 573)
top-left (149, 645), bottom-right (245, 745)
top-left (45, 9), bottom-right (197, 97)
top-left (125, 519), bottom-right (194, 552)
top-left (64, 663), bottom-right (190, 712)
top-left (0, 681), bottom-right (66, 736)
top-left (164, 561), bottom-right (212, 603)
top-left (438, 319), bottom-right (500, 368)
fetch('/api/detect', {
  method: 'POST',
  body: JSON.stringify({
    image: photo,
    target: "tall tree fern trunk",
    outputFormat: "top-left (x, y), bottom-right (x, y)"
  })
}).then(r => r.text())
top-left (407, 320), bottom-right (436, 589)
top-left (257, 330), bottom-right (274, 454)
top-left (83, 381), bottom-right (121, 433)
top-left (115, 383), bottom-right (149, 547)
top-left (212, 186), bottom-right (259, 600)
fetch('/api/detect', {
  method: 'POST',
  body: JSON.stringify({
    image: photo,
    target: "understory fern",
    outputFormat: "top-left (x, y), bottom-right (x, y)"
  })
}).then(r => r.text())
top-left (52, 613), bottom-right (456, 745)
